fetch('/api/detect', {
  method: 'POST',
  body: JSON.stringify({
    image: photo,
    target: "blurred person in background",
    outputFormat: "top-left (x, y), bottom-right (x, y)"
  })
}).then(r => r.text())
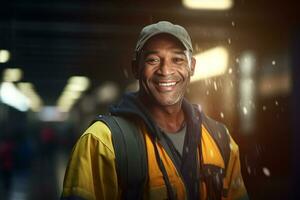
top-left (40, 126), bottom-right (56, 159)
top-left (0, 133), bottom-right (16, 199)
top-left (61, 21), bottom-right (249, 200)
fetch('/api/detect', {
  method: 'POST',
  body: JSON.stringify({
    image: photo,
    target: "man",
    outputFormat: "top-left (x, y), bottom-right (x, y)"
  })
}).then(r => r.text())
top-left (61, 21), bottom-right (249, 200)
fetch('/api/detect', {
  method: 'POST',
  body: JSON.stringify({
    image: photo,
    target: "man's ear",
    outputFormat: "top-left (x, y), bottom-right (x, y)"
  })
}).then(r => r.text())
top-left (131, 60), bottom-right (139, 79)
top-left (190, 57), bottom-right (196, 76)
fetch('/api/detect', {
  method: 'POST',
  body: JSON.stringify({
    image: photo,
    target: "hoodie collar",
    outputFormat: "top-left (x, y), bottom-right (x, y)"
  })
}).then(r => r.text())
top-left (109, 92), bottom-right (200, 140)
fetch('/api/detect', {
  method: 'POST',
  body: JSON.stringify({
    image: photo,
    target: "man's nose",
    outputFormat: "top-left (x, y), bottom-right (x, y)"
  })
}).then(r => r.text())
top-left (157, 60), bottom-right (174, 76)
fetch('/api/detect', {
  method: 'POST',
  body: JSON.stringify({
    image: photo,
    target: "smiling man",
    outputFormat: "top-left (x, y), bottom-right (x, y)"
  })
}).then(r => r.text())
top-left (61, 21), bottom-right (249, 200)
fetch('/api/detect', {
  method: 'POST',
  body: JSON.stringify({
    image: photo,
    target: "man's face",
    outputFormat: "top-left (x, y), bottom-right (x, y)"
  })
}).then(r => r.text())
top-left (137, 34), bottom-right (195, 106)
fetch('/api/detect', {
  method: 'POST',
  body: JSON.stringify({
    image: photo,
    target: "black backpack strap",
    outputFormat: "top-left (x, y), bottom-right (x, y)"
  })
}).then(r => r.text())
top-left (94, 115), bottom-right (147, 200)
top-left (201, 112), bottom-right (231, 199)
top-left (201, 112), bottom-right (230, 173)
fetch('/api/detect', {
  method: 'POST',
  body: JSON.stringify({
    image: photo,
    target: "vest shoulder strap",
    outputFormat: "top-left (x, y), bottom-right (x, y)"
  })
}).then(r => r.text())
top-left (201, 112), bottom-right (230, 172)
top-left (94, 115), bottom-right (147, 200)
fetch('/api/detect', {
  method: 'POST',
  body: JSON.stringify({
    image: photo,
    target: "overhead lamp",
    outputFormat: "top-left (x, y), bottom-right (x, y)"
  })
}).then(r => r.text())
top-left (57, 94), bottom-right (78, 112)
top-left (55, 75), bottom-right (90, 112)
top-left (17, 82), bottom-right (43, 112)
top-left (182, 0), bottom-right (233, 10)
top-left (0, 82), bottom-right (30, 111)
top-left (67, 76), bottom-right (90, 92)
top-left (18, 82), bottom-right (34, 92)
top-left (191, 46), bottom-right (229, 82)
top-left (3, 68), bottom-right (23, 82)
top-left (0, 49), bottom-right (11, 63)
top-left (57, 97), bottom-right (75, 112)
top-left (62, 90), bottom-right (82, 100)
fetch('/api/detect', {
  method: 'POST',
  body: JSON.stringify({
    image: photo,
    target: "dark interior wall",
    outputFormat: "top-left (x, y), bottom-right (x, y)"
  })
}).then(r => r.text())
top-left (291, 26), bottom-right (300, 200)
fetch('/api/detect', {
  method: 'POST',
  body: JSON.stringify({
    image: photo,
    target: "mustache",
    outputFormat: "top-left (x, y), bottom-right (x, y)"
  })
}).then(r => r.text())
top-left (152, 75), bottom-right (181, 82)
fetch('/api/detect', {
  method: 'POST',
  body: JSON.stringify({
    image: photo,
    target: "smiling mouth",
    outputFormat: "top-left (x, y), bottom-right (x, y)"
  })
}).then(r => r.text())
top-left (155, 81), bottom-right (178, 92)
top-left (158, 82), bottom-right (177, 87)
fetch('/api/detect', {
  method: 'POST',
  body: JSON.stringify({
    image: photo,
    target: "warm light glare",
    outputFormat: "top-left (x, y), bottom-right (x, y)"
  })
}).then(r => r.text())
top-left (0, 82), bottom-right (30, 111)
top-left (3, 68), bottom-right (23, 82)
top-left (259, 72), bottom-right (291, 97)
top-left (240, 52), bottom-right (255, 77)
top-left (191, 46), bottom-right (228, 82)
top-left (239, 51), bottom-right (256, 134)
top-left (182, 0), bottom-right (233, 10)
top-left (0, 49), bottom-right (11, 63)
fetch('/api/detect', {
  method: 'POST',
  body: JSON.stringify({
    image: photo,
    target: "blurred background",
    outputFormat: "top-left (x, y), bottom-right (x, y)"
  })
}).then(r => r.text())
top-left (0, 0), bottom-right (299, 199)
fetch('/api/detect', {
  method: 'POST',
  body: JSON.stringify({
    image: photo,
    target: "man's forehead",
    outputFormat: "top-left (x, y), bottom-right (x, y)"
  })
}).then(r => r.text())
top-left (142, 33), bottom-right (186, 51)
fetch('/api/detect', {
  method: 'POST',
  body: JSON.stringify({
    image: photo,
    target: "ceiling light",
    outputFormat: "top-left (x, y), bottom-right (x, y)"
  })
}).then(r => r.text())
top-left (57, 97), bottom-right (75, 112)
top-left (182, 0), bottom-right (233, 10)
top-left (18, 82), bottom-right (34, 92)
top-left (17, 82), bottom-right (43, 112)
top-left (62, 90), bottom-right (82, 100)
top-left (0, 82), bottom-right (30, 112)
top-left (3, 68), bottom-right (23, 82)
top-left (0, 49), bottom-right (11, 63)
top-left (191, 46), bottom-right (229, 82)
top-left (68, 76), bottom-right (90, 92)
top-left (55, 76), bottom-right (90, 112)
top-left (57, 94), bottom-right (78, 112)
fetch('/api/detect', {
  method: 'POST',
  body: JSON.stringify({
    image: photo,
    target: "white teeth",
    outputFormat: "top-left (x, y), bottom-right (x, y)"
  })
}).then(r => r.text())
top-left (158, 82), bottom-right (176, 87)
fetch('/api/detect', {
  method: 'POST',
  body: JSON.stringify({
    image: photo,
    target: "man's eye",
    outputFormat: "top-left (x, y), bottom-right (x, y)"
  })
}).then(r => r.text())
top-left (173, 57), bottom-right (186, 64)
top-left (145, 58), bottom-right (159, 65)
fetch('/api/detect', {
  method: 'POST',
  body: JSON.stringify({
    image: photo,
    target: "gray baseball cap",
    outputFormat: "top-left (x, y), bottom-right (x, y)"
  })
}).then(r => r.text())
top-left (134, 21), bottom-right (193, 60)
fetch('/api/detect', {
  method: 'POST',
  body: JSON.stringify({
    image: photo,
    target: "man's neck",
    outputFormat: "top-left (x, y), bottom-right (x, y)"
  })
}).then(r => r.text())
top-left (139, 95), bottom-right (185, 133)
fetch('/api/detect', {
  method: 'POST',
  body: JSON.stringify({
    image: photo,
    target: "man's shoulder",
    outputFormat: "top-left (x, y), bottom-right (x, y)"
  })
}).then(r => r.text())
top-left (79, 121), bottom-right (114, 152)
top-left (83, 120), bottom-right (111, 138)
